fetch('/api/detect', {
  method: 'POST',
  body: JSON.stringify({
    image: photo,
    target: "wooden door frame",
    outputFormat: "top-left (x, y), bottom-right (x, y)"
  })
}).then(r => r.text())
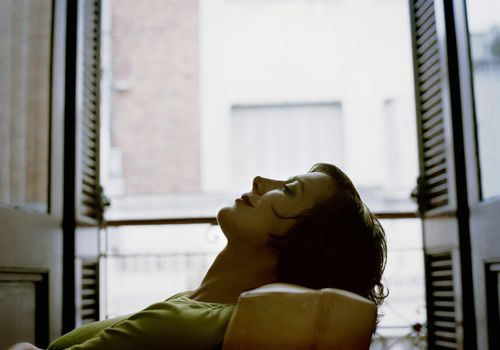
top-left (0, 0), bottom-right (68, 345)
top-left (452, 0), bottom-right (500, 348)
top-left (61, 0), bottom-right (80, 333)
top-left (409, 0), bottom-right (478, 347)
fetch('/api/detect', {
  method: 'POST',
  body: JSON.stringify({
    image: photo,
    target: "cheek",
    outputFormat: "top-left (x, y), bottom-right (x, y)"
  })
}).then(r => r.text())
top-left (257, 196), bottom-right (298, 233)
top-left (270, 196), bottom-right (303, 219)
top-left (261, 211), bottom-right (296, 236)
top-left (272, 219), bottom-right (296, 236)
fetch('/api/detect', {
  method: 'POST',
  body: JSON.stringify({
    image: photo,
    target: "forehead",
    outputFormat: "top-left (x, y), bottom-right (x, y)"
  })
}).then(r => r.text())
top-left (294, 172), bottom-right (336, 200)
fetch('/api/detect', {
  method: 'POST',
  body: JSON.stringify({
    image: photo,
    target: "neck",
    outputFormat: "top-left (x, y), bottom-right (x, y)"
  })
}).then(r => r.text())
top-left (189, 242), bottom-right (278, 304)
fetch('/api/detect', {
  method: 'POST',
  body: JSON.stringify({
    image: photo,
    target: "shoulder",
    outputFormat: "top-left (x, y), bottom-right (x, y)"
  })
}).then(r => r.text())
top-left (48, 292), bottom-right (235, 350)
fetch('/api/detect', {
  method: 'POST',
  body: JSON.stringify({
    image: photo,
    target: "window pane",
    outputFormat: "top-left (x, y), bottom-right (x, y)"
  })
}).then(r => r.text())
top-left (231, 103), bottom-right (344, 191)
top-left (466, 0), bottom-right (500, 199)
top-left (374, 219), bottom-right (426, 349)
top-left (102, 0), bottom-right (418, 219)
top-left (105, 224), bottom-right (225, 317)
top-left (0, 0), bottom-right (52, 212)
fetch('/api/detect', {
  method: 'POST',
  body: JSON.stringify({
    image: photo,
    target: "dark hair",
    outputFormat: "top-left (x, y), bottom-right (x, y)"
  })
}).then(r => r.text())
top-left (268, 163), bottom-right (388, 307)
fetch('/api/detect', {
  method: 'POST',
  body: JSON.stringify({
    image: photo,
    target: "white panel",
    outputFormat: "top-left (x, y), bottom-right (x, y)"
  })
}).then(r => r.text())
top-left (0, 282), bottom-right (36, 348)
top-left (230, 103), bottom-right (343, 192)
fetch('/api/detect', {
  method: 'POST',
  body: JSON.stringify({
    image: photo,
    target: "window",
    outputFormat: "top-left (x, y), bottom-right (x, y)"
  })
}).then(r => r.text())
top-left (466, 0), bottom-right (500, 199)
top-left (0, 0), bottom-right (52, 213)
top-left (230, 102), bottom-right (344, 192)
top-left (99, 0), bottom-right (424, 347)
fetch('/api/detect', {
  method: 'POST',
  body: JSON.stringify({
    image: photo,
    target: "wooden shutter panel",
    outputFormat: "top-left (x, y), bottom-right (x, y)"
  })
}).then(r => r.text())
top-left (411, 0), bottom-right (455, 215)
top-left (76, 259), bottom-right (100, 325)
top-left (76, 0), bottom-right (103, 225)
top-left (410, 1), bottom-right (466, 348)
top-left (426, 252), bottom-right (458, 348)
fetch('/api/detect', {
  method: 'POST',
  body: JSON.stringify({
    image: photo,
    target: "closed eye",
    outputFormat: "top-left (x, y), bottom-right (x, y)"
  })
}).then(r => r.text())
top-left (282, 184), bottom-right (293, 195)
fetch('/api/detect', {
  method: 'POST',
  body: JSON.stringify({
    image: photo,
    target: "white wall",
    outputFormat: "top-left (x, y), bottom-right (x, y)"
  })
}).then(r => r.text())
top-left (200, 0), bottom-right (417, 207)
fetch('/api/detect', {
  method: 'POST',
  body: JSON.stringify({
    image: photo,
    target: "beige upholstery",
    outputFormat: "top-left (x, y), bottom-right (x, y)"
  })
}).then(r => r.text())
top-left (222, 283), bottom-right (377, 350)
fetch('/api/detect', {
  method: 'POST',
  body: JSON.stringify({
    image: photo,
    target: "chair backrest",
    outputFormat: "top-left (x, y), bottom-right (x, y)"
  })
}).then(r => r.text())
top-left (222, 283), bottom-right (377, 350)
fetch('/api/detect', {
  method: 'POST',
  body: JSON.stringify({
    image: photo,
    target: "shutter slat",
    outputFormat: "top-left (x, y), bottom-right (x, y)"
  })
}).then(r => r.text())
top-left (429, 194), bottom-right (448, 207)
top-left (434, 320), bottom-right (456, 328)
top-left (422, 103), bottom-right (443, 125)
top-left (427, 173), bottom-right (447, 187)
top-left (81, 183), bottom-right (96, 198)
top-left (428, 184), bottom-right (448, 197)
top-left (422, 108), bottom-right (443, 130)
top-left (423, 120), bottom-right (444, 141)
top-left (418, 43), bottom-right (439, 69)
top-left (424, 155), bottom-right (446, 175)
top-left (423, 137), bottom-right (445, 156)
top-left (419, 61), bottom-right (441, 86)
top-left (420, 74), bottom-right (441, 101)
top-left (420, 71), bottom-right (441, 96)
top-left (416, 1), bottom-right (434, 28)
top-left (435, 340), bottom-right (457, 348)
top-left (417, 34), bottom-right (438, 57)
top-left (82, 127), bottom-right (97, 147)
top-left (415, 0), bottom-right (432, 15)
top-left (82, 137), bottom-right (97, 154)
top-left (421, 86), bottom-right (441, 109)
top-left (423, 124), bottom-right (444, 144)
top-left (416, 15), bottom-right (436, 43)
top-left (429, 166), bottom-right (446, 184)
top-left (432, 280), bottom-right (454, 288)
top-left (82, 175), bottom-right (97, 191)
top-left (416, 21), bottom-right (437, 47)
top-left (423, 140), bottom-right (445, 159)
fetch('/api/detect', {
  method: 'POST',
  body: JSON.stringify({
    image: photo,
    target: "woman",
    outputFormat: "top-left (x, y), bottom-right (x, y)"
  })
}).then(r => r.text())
top-left (15, 163), bottom-right (387, 350)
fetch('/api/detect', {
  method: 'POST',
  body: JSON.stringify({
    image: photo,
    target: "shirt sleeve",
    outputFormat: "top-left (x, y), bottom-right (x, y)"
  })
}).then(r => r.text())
top-left (47, 297), bottom-right (235, 350)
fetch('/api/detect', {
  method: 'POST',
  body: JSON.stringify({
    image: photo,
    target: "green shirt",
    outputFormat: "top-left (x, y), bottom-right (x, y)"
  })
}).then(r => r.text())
top-left (48, 292), bottom-right (235, 350)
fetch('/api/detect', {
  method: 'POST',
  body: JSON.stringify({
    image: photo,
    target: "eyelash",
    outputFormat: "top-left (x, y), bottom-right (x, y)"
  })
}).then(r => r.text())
top-left (282, 184), bottom-right (293, 194)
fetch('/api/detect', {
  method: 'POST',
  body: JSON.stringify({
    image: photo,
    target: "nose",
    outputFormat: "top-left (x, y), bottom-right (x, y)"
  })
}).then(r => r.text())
top-left (252, 176), bottom-right (284, 194)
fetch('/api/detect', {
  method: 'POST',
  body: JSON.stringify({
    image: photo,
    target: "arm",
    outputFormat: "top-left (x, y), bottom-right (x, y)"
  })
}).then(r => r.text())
top-left (8, 343), bottom-right (43, 350)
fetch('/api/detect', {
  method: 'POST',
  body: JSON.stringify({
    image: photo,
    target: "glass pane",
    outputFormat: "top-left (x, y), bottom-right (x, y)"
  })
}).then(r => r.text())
top-left (101, 0), bottom-right (418, 219)
top-left (373, 219), bottom-right (426, 349)
top-left (105, 224), bottom-right (225, 317)
top-left (466, 0), bottom-right (500, 199)
top-left (0, 0), bottom-right (52, 212)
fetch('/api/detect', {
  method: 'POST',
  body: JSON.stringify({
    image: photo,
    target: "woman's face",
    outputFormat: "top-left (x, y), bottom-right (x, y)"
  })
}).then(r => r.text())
top-left (217, 171), bottom-right (335, 247)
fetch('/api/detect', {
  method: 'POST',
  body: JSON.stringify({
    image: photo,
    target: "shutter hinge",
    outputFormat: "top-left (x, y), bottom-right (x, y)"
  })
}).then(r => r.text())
top-left (96, 185), bottom-right (110, 227)
top-left (411, 175), bottom-right (426, 215)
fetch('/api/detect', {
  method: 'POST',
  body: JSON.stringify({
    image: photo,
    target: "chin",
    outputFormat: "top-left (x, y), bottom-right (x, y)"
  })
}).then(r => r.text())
top-left (216, 205), bottom-right (232, 232)
top-left (217, 204), bottom-right (245, 242)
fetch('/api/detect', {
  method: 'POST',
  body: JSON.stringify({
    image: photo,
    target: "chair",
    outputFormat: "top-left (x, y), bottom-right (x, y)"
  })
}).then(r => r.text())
top-left (223, 283), bottom-right (377, 350)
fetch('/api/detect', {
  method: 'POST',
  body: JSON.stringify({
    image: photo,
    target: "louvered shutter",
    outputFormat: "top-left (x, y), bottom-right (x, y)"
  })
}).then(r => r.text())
top-left (426, 252), bottom-right (458, 349)
top-left (409, 0), bottom-right (463, 348)
top-left (72, 0), bottom-right (103, 327)
top-left (76, 259), bottom-right (100, 325)
top-left (411, 0), bottom-right (455, 215)
top-left (75, 0), bottom-right (103, 225)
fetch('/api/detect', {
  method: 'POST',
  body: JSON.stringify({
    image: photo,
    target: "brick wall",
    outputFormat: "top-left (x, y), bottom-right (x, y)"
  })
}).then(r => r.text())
top-left (111, 0), bottom-right (200, 194)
